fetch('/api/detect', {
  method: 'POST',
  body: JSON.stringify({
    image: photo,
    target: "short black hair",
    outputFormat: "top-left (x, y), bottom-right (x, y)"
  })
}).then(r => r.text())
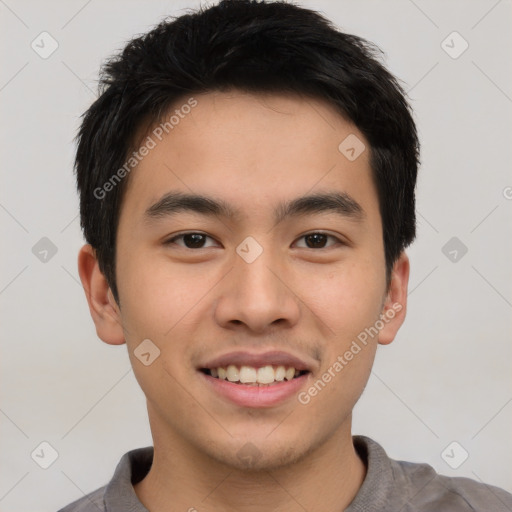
top-left (75, 0), bottom-right (419, 302)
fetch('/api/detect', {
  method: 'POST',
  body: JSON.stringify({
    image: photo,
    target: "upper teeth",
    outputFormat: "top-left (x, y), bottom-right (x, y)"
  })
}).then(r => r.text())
top-left (210, 365), bottom-right (300, 384)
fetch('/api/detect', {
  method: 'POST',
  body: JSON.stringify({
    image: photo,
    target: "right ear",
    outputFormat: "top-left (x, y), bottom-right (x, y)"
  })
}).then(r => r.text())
top-left (77, 244), bottom-right (125, 345)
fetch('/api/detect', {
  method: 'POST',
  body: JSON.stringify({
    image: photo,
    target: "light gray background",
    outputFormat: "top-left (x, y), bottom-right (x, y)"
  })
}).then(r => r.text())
top-left (1, 0), bottom-right (511, 510)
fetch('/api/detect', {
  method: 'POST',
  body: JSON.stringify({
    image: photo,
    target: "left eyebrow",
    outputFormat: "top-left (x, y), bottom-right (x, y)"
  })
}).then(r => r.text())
top-left (274, 191), bottom-right (365, 224)
top-left (144, 190), bottom-right (365, 224)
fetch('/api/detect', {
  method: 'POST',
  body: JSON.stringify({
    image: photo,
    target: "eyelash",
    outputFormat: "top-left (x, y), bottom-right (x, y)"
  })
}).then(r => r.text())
top-left (163, 231), bottom-right (345, 250)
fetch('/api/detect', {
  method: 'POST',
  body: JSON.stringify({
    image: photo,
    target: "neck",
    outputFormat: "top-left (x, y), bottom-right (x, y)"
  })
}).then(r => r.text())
top-left (134, 411), bottom-right (366, 512)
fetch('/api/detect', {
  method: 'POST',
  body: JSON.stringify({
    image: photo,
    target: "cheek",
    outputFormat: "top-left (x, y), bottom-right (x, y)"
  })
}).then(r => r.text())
top-left (117, 248), bottom-right (205, 336)
top-left (117, 253), bottom-right (204, 403)
top-left (295, 260), bottom-right (384, 408)
top-left (296, 266), bottom-right (383, 424)
top-left (306, 259), bottom-right (386, 341)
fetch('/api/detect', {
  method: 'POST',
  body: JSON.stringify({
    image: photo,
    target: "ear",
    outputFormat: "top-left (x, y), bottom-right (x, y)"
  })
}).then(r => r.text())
top-left (77, 244), bottom-right (125, 345)
top-left (378, 251), bottom-right (410, 346)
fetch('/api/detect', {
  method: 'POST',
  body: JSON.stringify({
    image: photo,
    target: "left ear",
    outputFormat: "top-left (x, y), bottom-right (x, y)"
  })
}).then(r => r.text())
top-left (378, 251), bottom-right (410, 346)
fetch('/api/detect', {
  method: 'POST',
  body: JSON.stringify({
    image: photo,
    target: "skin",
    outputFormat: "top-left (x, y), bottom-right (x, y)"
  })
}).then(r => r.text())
top-left (78, 90), bottom-right (409, 512)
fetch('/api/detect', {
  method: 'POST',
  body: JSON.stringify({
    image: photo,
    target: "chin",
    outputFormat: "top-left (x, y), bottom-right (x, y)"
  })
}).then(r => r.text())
top-left (202, 434), bottom-right (314, 472)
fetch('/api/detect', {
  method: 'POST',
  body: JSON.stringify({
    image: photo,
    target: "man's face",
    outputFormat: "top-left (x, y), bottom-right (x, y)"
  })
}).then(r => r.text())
top-left (110, 90), bottom-right (405, 470)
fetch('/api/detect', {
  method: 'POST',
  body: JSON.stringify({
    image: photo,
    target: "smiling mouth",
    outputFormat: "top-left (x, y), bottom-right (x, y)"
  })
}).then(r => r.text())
top-left (200, 365), bottom-right (310, 386)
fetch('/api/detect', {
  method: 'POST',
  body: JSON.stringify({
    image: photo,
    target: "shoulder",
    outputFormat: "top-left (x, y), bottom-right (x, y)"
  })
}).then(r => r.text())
top-left (352, 436), bottom-right (512, 512)
top-left (57, 485), bottom-right (107, 512)
top-left (392, 457), bottom-right (512, 511)
top-left (56, 445), bottom-right (153, 512)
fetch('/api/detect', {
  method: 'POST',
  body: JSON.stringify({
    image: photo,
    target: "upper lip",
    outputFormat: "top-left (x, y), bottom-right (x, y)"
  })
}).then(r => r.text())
top-left (199, 350), bottom-right (315, 372)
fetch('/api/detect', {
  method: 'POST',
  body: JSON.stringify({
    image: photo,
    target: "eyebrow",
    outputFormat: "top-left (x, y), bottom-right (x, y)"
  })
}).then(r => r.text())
top-left (145, 190), bottom-right (365, 225)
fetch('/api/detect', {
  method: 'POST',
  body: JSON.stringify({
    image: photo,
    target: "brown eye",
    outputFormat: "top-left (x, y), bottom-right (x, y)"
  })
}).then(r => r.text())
top-left (305, 233), bottom-right (328, 248)
top-left (295, 232), bottom-right (342, 249)
top-left (164, 232), bottom-right (218, 249)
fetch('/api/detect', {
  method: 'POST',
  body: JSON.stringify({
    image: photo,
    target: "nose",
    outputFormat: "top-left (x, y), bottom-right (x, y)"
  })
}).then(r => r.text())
top-left (214, 245), bottom-right (301, 334)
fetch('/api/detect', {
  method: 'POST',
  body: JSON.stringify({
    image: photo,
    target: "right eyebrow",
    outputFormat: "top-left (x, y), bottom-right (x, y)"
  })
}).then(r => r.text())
top-left (145, 191), bottom-right (241, 222)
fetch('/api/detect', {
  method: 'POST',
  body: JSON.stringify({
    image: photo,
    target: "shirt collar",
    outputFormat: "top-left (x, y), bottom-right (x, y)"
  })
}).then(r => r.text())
top-left (104, 446), bottom-right (153, 512)
top-left (102, 436), bottom-right (397, 512)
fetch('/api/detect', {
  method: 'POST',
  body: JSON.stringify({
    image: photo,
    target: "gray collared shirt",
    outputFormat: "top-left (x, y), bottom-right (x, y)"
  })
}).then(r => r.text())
top-left (57, 435), bottom-right (512, 511)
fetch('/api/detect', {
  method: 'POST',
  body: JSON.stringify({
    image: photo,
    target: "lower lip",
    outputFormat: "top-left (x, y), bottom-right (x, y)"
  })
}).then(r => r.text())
top-left (199, 371), bottom-right (310, 408)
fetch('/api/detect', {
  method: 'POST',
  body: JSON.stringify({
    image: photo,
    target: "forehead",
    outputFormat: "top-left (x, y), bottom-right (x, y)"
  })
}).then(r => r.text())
top-left (121, 90), bottom-right (379, 225)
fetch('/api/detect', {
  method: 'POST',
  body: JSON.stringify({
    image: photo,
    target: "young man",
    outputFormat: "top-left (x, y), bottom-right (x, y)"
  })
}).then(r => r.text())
top-left (60, 0), bottom-right (512, 510)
